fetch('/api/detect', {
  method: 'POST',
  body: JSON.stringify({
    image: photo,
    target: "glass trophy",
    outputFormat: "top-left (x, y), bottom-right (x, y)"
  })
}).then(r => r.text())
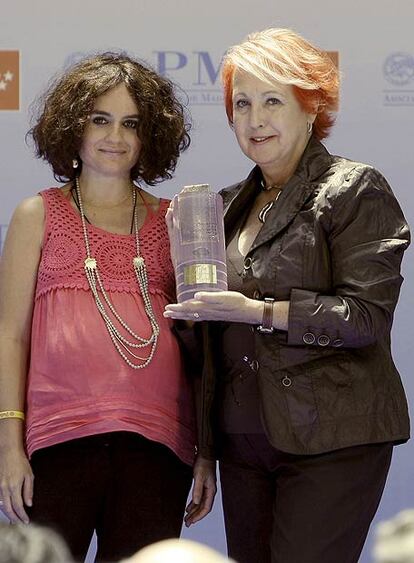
top-left (170, 184), bottom-right (228, 303)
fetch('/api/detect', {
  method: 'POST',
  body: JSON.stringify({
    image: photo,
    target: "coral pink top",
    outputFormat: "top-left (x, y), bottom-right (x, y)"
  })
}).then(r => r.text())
top-left (25, 188), bottom-right (196, 465)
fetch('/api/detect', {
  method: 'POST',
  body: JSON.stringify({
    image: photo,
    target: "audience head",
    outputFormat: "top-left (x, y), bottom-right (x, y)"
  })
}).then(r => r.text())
top-left (121, 538), bottom-right (235, 563)
top-left (373, 509), bottom-right (414, 563)
top-left (0, 522), bottom-right (72, 563)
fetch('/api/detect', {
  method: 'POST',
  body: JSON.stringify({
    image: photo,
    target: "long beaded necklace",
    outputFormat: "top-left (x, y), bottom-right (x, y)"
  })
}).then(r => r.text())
top-left (75, 176), bottom-right (160, 369)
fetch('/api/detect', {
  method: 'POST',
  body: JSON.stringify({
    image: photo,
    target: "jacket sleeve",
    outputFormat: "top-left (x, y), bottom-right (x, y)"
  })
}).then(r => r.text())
top-left (287, 167), bottom-right (410, 348)
top-left (172, 321), bottom-right (217, 460)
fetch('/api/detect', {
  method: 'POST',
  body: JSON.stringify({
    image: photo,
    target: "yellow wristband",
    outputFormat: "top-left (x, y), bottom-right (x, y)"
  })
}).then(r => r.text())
top-left (0, 410), bottom-right (25, 421)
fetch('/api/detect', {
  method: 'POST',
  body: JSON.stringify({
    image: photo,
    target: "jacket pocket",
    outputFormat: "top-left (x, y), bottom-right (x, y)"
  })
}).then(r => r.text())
top-left (311, 360), bottom-right (355, 422)
top-left (282, 372), bottom-right (318, 427)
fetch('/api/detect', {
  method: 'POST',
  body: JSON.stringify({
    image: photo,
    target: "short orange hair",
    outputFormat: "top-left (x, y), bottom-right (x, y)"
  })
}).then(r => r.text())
top-left (222, 28), bottom-right (339, 140)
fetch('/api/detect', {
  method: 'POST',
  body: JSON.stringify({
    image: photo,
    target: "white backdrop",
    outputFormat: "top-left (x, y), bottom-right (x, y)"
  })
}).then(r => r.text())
top-left (1, 1), bottom-right (413, 561)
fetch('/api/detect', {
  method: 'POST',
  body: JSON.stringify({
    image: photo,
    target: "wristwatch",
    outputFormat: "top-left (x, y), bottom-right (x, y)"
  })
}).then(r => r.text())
top-left (257, 297), bottom-right (275, 334)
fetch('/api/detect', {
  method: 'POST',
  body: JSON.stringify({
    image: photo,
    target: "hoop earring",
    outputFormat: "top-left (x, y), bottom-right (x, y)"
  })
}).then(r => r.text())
top-left (307, 122), bottom-right (313, 135)
top-left (72, 158), bottom-right (79, 169)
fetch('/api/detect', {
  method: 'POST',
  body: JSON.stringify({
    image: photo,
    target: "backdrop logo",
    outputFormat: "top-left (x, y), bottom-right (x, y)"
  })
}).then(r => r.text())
top-left (153, 50), bottom-right (339, 107)
top-left (383, 52), bottom-right (414, 107)
top-left (384, 53), bottom-right (414, 86)
top-left (153, 51), bottom-right (224, 105)
top-left (0, 51), bottom-right (20, 111)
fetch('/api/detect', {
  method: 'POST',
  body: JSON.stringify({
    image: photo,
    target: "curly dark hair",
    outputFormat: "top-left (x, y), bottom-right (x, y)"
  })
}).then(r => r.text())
top-left (28, 52), bottom-right (191, 185)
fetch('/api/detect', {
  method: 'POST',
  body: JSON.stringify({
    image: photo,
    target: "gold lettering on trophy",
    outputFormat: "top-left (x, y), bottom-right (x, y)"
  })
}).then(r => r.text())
top-left (184, 264), bottom-right (217, 285)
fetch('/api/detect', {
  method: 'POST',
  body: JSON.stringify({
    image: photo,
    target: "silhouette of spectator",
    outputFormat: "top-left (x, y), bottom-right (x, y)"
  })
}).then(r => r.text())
top-left (0, 522), bottom-right (72, 563)
top-left (121, 538), bottom-right (235, 563)
top-left (373, 509), bottom-right (414, 563)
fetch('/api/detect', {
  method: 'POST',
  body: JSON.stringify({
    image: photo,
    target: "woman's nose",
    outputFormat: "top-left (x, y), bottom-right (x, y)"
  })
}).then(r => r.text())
top-left (249, 104), bottom-right (266, 129)
top-left (105, 123), bottom-right (123, 141)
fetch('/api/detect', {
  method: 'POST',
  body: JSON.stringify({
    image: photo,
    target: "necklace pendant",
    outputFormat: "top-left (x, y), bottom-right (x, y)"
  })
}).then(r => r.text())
top-left (258, 201), bottom-right (274, 223)
top-left (85, 257), bottom-right (97, 270)
top-left (258, 191), bottom-right (282, 224)
top-left (133, 256), bottom-right (144, 268)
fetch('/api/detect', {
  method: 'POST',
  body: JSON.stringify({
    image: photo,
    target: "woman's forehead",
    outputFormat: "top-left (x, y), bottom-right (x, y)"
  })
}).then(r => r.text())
top-left (92, 84), bottom-right (138, 113)
top-left (232, 71), bottom-right (290, 96)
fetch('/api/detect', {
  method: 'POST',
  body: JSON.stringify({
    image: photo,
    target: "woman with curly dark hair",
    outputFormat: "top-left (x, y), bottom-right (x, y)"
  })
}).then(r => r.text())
top-left (0, 52), bottom-right (215, 562)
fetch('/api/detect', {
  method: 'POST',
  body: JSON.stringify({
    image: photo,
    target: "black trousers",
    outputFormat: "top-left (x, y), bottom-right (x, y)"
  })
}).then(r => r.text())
top-left (219, 433), bottom-right (392, 563)
top-left (28, 432), bottom-right (192, 563)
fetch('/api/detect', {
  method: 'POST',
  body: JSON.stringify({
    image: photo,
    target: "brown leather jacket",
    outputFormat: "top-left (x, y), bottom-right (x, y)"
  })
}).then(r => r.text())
top-left (196, 137), bottom-right (410, 459)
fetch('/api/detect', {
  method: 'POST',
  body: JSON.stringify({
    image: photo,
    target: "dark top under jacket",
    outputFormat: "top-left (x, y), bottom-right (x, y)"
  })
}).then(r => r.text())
top-left (218, 212), bottom-right (264, 434)
top-left (194, 136), bottom-right (410, 460)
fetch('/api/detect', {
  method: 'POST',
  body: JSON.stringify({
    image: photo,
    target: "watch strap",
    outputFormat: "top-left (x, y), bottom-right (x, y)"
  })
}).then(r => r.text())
top-left (258, 297), bottom-right (275, 333)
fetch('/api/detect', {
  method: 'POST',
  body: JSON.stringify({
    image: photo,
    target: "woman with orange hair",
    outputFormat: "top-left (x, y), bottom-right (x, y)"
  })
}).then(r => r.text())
top-left (165, 28), bottom-right (410, 563)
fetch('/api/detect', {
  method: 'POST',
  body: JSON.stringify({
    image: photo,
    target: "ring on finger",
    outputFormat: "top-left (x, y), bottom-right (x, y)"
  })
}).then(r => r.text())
top-left (193, 312), bottom-right (200, 319)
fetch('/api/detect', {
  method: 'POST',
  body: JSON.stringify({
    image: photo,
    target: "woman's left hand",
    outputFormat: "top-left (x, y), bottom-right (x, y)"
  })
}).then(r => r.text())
top-left (164, 291), bottom-right (262, 324)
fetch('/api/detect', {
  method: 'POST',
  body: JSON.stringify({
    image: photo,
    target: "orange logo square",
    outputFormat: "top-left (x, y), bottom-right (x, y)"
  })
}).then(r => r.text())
top-left (0, 51), bottom-right (20, 111)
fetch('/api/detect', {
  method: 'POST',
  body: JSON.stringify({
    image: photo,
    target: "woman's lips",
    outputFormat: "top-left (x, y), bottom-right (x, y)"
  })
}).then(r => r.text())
top-left (250, 136), bottom-right (275, 144)
top-left (99, 148), bottom-right (126, 155)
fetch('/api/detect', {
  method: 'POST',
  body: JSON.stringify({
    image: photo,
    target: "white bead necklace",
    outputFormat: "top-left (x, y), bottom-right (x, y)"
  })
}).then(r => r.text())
top-left (75, 176), bottom-right (160, 369)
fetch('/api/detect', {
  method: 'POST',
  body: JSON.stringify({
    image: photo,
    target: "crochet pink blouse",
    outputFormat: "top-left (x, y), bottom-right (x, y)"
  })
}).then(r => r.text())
top-left (25, 188), bottom-right (196, 465)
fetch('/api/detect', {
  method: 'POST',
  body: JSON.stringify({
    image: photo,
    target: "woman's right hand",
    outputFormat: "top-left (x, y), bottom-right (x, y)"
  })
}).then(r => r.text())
top-left (0, 446), bottom-right (33, 524)
top-left (184, 455), bottom-right (217, 527)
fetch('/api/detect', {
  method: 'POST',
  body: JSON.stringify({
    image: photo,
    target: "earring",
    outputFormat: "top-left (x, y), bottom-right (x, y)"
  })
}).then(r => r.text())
top-left (72, 158), bottom-right (79, 169)
top-left (307, 122), bottom-right (313, 134)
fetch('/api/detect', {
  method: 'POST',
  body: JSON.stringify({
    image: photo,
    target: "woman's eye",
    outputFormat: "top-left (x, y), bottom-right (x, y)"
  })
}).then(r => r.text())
top-left (124, 120), bottom-right (138, 129)
top-left (235, 99), bottom-right (249, 109)
top-left (91, 116), bottom-right (107, 125)
top-left (267, 97), bottom-right (282, 106)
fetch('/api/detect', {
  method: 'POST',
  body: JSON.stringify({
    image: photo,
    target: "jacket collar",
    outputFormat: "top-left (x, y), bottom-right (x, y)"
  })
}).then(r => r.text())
top-left (223, 137), bottom-right (333, 253)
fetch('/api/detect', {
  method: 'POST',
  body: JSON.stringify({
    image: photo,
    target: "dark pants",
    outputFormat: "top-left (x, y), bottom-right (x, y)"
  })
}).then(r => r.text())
top-left (219, 433), bottom-right (392, 563)
top-left (28, 432), bottom-right (192, 563)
